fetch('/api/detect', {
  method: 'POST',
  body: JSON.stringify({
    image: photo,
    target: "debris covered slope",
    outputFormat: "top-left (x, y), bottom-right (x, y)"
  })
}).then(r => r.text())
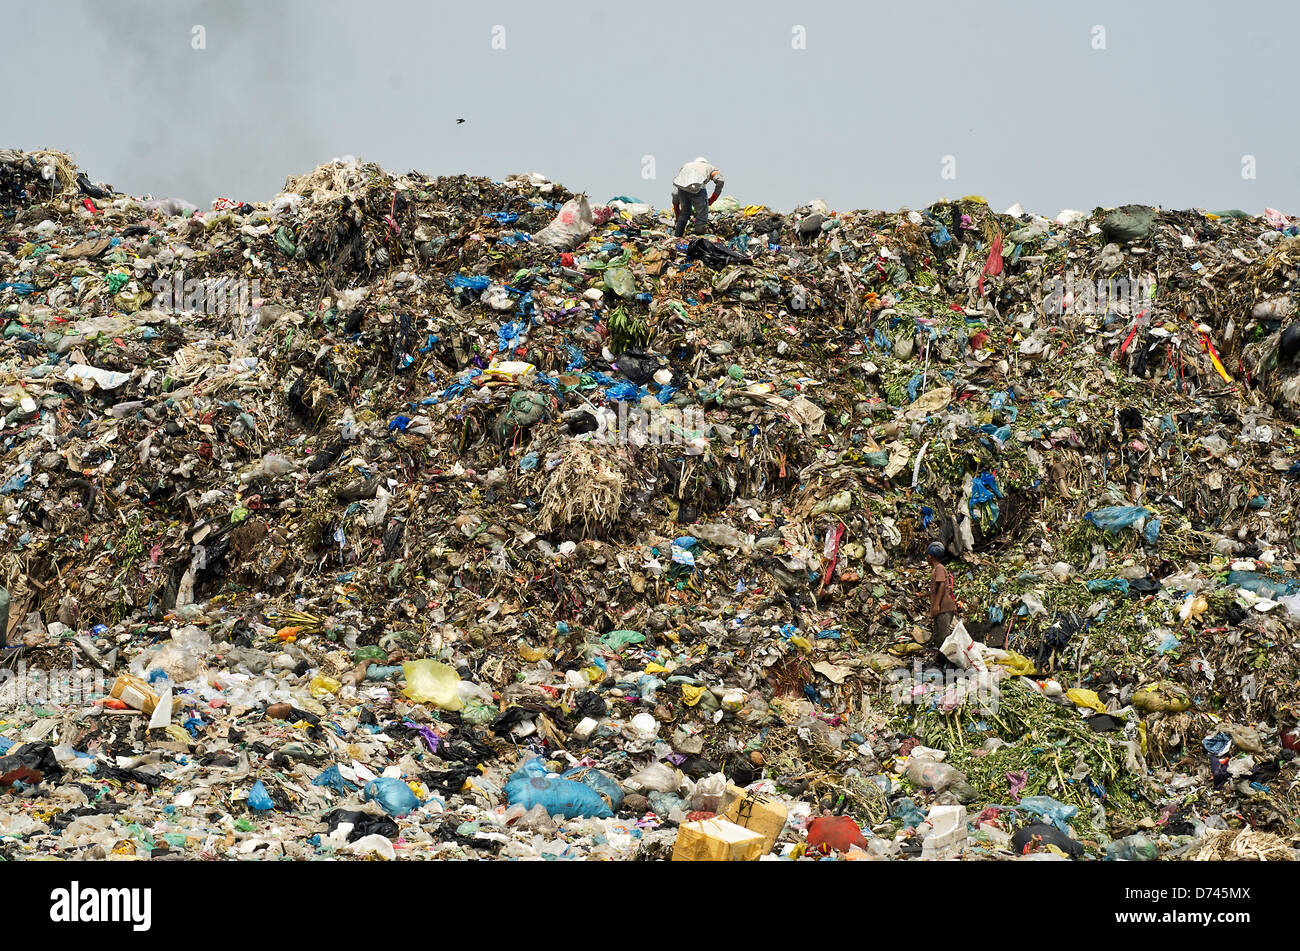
top-left (2, 147), bottom-right (1299, 860)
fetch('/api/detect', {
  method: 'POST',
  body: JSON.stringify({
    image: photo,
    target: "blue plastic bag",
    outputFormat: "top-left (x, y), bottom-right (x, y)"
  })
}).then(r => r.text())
top-left (606, 380), bottom-right (643, 402)
top-left (364, 777), bottom-right (422, 817)
top-left (1143, 518), bottom-right (1161, 544)
top-left (313, 764), bottom-right (359, 794)
top-left (1086, 578), bottom-right (1130, 594)
top-left (448, 274), bottom-right (491, 291)
top-left (1202, 732), bottom-right (1232, 757)
top-left (248, 779), bottom-right (274, 811)
top-left (1018, 795), bottom-right (1077, 834)
top-left (1084, 506), bottom-right (1151, 534)
top-left (889, 796), bottom-right (926, 829)
top-left (969, 472), bottom-right (1003, 504)
top-left (498, 320), bottom-right (527, 351)
top-left (1225, 570), bottom-right (1300, 600)
top-left (505, 757), bottom-right (613, 818)
top-left (561, 765), bottom-right (625, 812)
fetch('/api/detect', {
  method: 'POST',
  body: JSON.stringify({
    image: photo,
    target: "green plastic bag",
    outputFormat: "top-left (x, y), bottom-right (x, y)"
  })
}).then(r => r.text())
top-left (275, 226), bottom-right (297, 256)
top-left (1100, 205), bottom-right (1154, 243)
top-left (601, 629), bottom-right (645, 650)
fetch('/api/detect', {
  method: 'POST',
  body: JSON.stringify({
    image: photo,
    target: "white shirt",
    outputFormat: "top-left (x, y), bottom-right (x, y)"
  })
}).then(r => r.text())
top-left (673, 158), bottom-right (724, 193)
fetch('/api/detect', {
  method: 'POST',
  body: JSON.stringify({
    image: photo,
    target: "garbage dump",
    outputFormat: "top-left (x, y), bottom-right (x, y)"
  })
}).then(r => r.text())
top-left (3, 146), bottom-right (1300, 861)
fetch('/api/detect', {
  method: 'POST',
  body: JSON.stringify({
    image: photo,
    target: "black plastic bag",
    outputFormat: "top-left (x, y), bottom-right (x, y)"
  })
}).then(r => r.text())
top-left (0, 742), bottom-right (64, 787)
top-left (574, 690), bottom-right (607, 719)
top-left (322, 809), bottom-right (399, 841)
top-left (1010, 821), bottom-right (1084, 857)
top-left (685, 238), bottom-right (751, 270)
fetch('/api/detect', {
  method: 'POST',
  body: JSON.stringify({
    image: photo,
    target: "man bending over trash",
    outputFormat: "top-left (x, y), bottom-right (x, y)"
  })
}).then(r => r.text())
top-left (671, 157), bottom-right (725, 237)
top-left (925, 542), bottom-right (960, 644)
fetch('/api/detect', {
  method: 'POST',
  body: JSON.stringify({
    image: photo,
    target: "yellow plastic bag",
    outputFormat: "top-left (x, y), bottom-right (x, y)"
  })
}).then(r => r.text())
top-left (1132, 680), bottom-right (1190, 714)
top-left (517, 643), bottom-right (546, 663)
top-left (1065, 688), bottom-right (1106, 714)
top-left (402, 660), bottom-right (465, 710)
top-left (310, 674), bottom-right (341, 698)
top-left (995, 651), bottom-right (1036, 676)
top-left (680, 684), bottom-right (705, 706)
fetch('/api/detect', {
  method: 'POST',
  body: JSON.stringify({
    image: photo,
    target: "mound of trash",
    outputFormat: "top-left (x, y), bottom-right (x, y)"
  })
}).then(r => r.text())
top-left (1, 147), bottom-right (1298, 860)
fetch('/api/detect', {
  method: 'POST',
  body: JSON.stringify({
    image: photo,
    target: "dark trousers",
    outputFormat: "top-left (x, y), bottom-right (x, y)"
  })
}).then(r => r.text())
top-left (931, 611), bottom-right (955, 643)
top-left (673, 187), bottom-right (709, 237)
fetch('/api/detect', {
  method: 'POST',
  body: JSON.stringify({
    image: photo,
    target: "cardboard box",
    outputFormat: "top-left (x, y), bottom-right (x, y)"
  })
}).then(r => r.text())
top-left (110, 675), bottom-right (159, 715)
top-left (672, 817), bottom-right (765, 862)
top-left (722, 784), bottom-right (788, 854)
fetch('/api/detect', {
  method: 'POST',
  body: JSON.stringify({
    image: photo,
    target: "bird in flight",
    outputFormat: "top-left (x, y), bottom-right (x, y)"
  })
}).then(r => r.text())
top-left (456, 118), bottom-right (466, 124)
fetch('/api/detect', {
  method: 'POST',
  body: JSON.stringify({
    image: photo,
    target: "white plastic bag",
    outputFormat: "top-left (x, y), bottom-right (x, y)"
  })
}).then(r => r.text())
top-left (65, 364), bottom-right (131, 391)
top-left (533, 196), bottom-right (593, 249)
top-left (623, 762), bottom-right (681, 794)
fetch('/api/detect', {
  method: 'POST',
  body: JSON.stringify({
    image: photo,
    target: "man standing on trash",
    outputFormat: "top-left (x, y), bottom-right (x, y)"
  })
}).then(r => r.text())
top-left (671, 157), bottom-right (725, 237)
top-left (925, 542), bottom-right (960, 644)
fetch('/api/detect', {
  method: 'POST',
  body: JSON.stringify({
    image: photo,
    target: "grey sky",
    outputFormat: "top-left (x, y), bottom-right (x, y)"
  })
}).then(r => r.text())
top-left (12, 0), bottom-right (1298, 215)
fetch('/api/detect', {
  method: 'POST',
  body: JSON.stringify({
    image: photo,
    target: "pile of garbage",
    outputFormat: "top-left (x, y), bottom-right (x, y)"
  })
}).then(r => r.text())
top-left (2, 146), bottom-right (1299, 860)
